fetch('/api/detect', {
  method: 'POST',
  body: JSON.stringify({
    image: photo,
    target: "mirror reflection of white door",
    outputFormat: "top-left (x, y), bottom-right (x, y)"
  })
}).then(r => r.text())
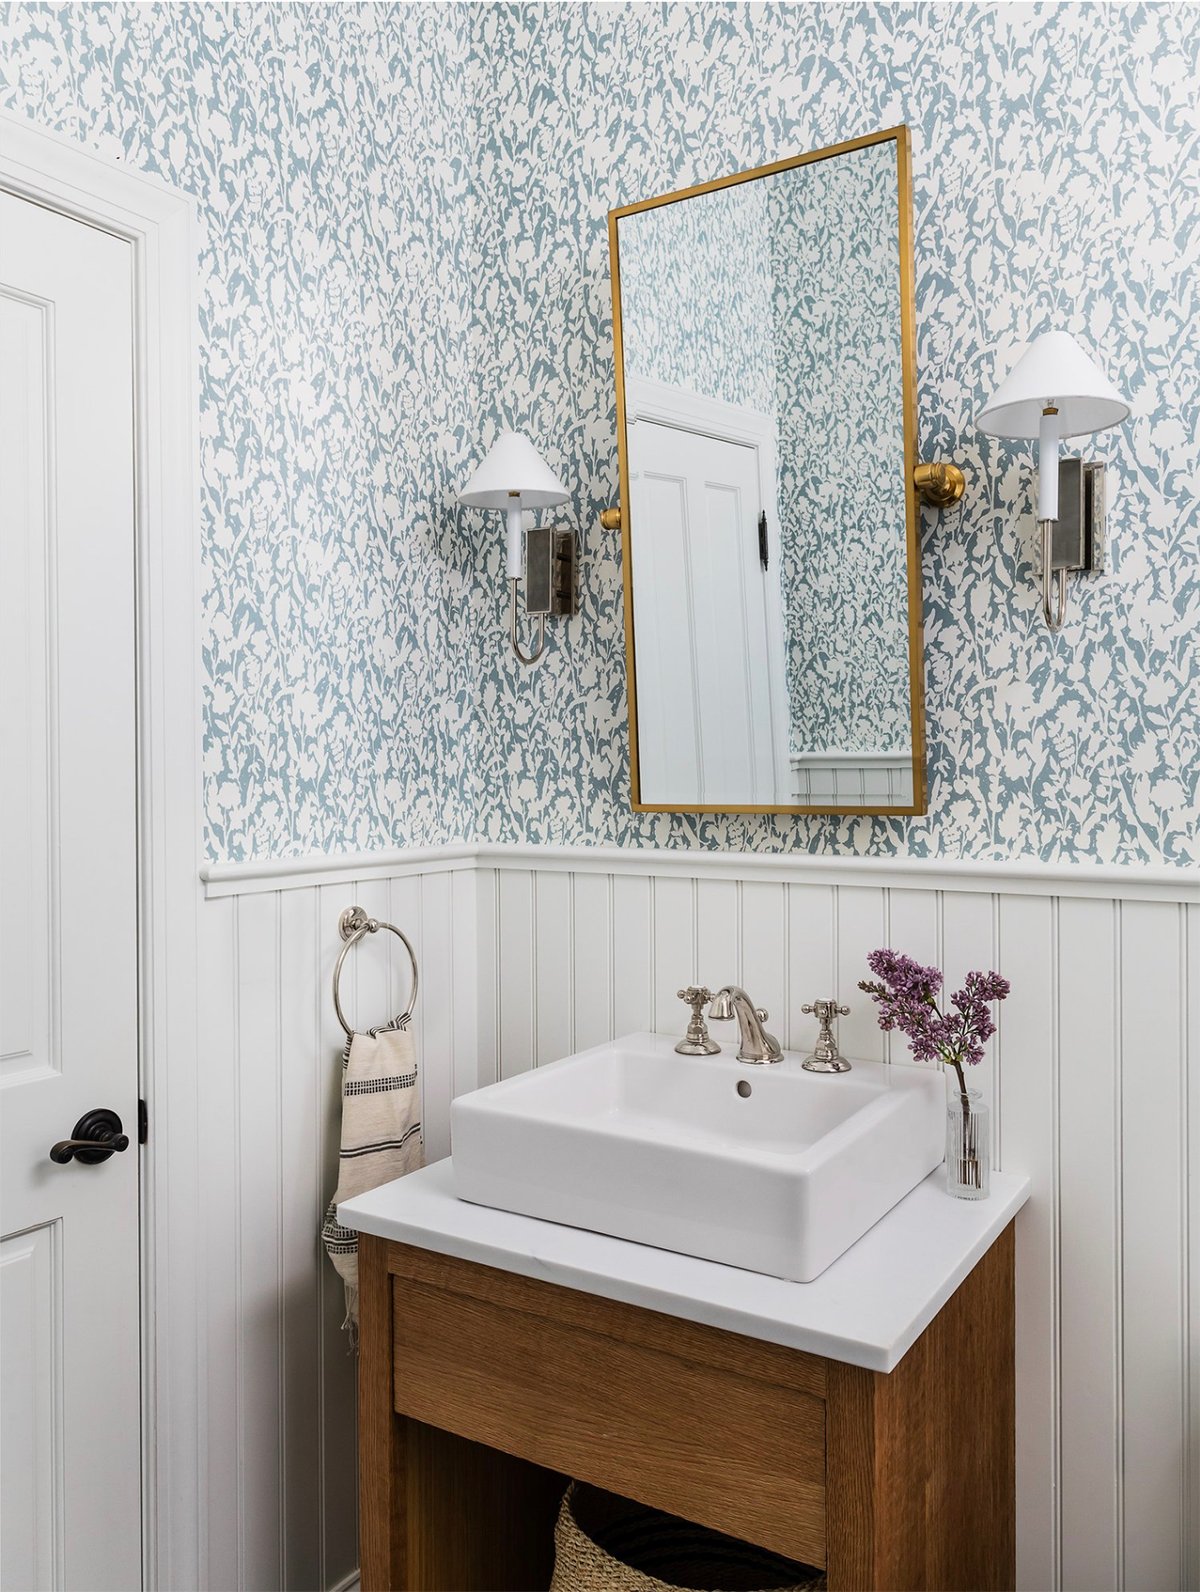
top-left (629, 414), bottom-right (781, 805)
top-left (0, 193), bottom-right (142, 1591)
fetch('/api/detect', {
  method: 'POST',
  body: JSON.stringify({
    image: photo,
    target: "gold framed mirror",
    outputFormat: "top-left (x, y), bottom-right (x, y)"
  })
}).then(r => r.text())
top-left (608, 125), bottom-right (925, 816)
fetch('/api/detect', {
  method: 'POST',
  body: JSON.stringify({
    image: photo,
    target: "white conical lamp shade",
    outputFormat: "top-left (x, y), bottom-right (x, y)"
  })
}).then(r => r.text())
top-left (457, 429), bottom-right (568, 510)
top-left (977, 331), bottom-right (1130, 439)
top-left (458, 429), bottom-right (569, 579)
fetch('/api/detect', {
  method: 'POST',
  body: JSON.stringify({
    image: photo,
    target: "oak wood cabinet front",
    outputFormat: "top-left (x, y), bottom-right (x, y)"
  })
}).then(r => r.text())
top-left (358, 1226), bottom-right (1015, 1592)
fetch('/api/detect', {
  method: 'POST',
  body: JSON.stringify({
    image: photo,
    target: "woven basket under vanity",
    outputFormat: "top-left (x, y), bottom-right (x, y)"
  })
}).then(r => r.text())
top-left (550, 1483), bottom-right (826, 1592)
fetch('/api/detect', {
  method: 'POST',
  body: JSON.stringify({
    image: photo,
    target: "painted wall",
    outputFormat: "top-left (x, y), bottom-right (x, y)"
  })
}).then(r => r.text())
top-left (466, 1), bottom-right (1199, 866)
top-left (196, 856), bottom-right (480, 1592)
top-left (196, 843), bottom-right (1197, 1592)
top-left (474, 848), bottom-right (1198, 1592)
top-left (1, 1), bottom-right (482, 863)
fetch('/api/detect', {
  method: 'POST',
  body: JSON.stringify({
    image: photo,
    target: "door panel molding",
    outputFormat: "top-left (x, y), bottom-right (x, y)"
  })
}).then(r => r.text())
top-left (0, 109), bottom-right (202, 1592)
top-left (0, 1221), bottom-right (62, 1592)
top-left (0, 288), bottom-right (58, 1086)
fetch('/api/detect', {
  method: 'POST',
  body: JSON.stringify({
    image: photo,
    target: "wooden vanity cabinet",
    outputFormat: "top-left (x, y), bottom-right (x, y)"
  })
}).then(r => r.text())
top-left (358, 1224), bottom-right (1015, 1592)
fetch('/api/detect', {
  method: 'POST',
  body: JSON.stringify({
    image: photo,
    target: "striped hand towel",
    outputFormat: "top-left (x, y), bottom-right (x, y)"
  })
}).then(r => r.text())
top-left (321, 1019), bottom-right (423, 1343)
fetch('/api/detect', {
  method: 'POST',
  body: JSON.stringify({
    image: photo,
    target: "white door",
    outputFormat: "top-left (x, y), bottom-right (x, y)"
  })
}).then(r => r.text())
top-left (0, 192), bottom-right (142, 1591)
top-left (629, 418), bottom-right (779, 805)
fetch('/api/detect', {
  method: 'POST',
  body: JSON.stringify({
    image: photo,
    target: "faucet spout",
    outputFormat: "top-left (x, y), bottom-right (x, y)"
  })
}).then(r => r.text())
top-left (709, 985), bottom-right (783, 1065)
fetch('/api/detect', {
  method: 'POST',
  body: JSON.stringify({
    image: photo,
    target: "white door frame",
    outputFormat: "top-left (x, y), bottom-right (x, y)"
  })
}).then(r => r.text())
top-left (1, 111), bottom-right (203, 1590)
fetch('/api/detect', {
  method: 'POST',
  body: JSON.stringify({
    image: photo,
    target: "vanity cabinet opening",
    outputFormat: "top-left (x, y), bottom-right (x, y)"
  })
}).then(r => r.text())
top-left (551, 1481), bottom-right (826, 1592)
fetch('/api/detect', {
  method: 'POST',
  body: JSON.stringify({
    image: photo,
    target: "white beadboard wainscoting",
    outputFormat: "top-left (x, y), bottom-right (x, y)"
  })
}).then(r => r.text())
top-left (197, 843), bottom-right (1197, 1592)
top-left (196, 853), bottom-right (480, 1592)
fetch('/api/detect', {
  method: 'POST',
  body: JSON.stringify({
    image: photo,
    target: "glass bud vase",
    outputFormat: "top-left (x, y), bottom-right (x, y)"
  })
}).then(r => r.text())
top-left (945, 1086), bottom-right (990, 1199)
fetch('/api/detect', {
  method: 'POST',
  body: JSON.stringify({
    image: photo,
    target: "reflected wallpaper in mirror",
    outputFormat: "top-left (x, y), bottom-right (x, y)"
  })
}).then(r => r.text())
top-left (614, 130), bottom-right (921, 813)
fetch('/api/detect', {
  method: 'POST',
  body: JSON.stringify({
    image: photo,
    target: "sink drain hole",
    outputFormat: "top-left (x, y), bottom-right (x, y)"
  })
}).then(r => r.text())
top-left (736, 1080), bottom-right (752, 1098)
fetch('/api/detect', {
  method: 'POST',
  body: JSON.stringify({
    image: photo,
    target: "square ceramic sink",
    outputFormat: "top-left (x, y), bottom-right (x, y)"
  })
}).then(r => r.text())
top-left (451, 1032), bottom-right (944, 1282)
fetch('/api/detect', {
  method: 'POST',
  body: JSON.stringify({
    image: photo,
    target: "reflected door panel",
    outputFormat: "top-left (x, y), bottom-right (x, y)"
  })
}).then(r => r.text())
top-left (630, 419), bottom-right (778, 806)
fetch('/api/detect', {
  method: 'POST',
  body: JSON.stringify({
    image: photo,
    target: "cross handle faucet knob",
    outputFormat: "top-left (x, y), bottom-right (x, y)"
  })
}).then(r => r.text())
top-left (801, 999), bottom-right (850, 1021)
top-left (675, 986), bottom-right (721, 1056)
top-left (800, 999), bottom-right (852, 1074)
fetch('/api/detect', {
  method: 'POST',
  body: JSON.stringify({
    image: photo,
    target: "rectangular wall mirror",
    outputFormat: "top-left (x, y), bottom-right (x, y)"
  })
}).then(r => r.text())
top-left (609, 125), bottom-right (925, 815)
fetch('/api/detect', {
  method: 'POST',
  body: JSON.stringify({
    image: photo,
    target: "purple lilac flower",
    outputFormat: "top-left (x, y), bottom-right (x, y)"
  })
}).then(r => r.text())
top-left (947, 970), bottom-right (1011, 1067)
top-left (858, 951), bottom-right (1010, 1074)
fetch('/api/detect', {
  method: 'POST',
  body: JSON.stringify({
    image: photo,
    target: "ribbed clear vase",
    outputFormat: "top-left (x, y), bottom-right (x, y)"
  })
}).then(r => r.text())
top-left (945, 1086), bottom-right (989, 1199)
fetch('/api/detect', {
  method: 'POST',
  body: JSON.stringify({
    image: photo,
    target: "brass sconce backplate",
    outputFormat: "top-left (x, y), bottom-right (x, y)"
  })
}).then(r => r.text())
top-left (914, 461), bottom-right (966, 507)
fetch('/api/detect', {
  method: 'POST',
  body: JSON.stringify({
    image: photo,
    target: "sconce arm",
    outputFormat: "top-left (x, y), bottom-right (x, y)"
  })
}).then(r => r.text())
top-left (1040, 520), bottom-right (1069, 630)
top-left (509, 578), bottom-right (547, 666)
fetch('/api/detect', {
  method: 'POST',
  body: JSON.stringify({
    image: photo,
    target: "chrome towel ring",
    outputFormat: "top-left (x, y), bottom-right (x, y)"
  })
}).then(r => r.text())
top-left (332, 905), bottom-right (418, 1039)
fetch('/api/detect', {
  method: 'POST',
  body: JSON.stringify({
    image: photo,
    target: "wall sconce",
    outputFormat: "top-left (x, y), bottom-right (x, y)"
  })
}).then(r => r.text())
top-left (458, 429), bottom-right (573, 666)
top-left (978, 331), bottom-right (1130, 630)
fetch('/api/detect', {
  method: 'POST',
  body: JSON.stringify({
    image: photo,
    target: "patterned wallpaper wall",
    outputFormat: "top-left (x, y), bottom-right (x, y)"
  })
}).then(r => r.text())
top-left (619, 178), bottom-right (777, 414)
top-left (767, 143), bottom-right (911, 756)
top-left (465, 1), bottom-right (1198, 865)
top-left (3, 3), bottom-right (1196, 866)
top-left (1, 2), bottom-right (482, 860)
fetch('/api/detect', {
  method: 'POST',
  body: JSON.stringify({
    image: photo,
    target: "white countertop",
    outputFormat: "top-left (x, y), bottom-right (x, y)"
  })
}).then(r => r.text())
top-left (340, 1158), bottom-right (1029, 1372)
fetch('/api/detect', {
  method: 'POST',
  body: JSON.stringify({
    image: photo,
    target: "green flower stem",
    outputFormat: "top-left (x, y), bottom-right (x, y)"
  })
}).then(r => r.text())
top-left (924, 998), bottom-right (978, 1188)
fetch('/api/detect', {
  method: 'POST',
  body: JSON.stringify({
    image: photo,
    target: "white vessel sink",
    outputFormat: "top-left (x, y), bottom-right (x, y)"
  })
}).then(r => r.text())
top-left (451, 1032), bottom-right (944, 1282)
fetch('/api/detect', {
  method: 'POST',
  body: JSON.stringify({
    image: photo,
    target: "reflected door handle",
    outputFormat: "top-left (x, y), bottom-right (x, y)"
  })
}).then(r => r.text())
top-left (49, 1108), bottom-right (130, 1165)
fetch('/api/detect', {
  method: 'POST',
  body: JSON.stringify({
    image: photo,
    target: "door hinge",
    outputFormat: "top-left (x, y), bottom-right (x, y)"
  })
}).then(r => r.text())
top-left (138, 1098), bottom-right (148, 1145)
top-left (758, 510), bottom-right (769, 571)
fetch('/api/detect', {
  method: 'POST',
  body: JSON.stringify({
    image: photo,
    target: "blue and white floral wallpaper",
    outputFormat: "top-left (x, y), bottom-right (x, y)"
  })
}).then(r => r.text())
top-left (2, 2), bottom-right (1196, 866)
top-left (465, 1), bottom-right (1198, 865)
top-left (1, 1), bottom-right (482, 860)
top-left (619, 178), bottom-right (777, 414)
top-left (766, 143), bottom-right (912, 757)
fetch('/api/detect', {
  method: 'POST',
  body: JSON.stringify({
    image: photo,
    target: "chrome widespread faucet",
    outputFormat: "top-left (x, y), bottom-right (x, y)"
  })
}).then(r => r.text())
top-left (708, 985), bottom-right (783, 1064)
